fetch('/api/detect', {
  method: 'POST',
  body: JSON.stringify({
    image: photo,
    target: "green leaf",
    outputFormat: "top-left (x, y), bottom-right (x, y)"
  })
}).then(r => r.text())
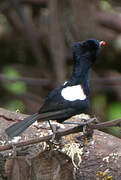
top-left (100, 0), bottom-right (112, 11)
top-left (107, 102), bottom-right (121, 137)
top-left (107, 102), bottom-right (121, 120)
top-left (2, 67), bottom-right (27, 94)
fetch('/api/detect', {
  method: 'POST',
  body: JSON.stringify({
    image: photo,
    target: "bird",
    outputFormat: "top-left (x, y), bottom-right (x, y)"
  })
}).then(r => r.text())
top-left (5, 39), bottom-right (106, 138)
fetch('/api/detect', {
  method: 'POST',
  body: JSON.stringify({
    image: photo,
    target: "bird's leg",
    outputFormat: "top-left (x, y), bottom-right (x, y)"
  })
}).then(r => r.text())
top-left (62, 118), bottom-right (96, 138)
top-left (48, 120), bottom-right (61, 144)
top-left (48, 120), bottom-right (56, 134)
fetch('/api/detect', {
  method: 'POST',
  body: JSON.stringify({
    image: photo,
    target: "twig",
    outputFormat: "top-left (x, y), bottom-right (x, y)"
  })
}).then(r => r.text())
top-left (0, 134), bottom-right (52, 151)
top-left (1, 104), bottom-right (121, 153)
top-left (0, 117), bottom-right (121, 152)
top-left (0, 118), bottom-right (95, 152)
top-left (91, 118), bottom-right (121, 129)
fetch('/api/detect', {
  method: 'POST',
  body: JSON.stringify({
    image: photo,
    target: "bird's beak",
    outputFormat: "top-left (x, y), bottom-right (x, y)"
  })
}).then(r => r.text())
top-left (99, 41), bottom-right (106, 47)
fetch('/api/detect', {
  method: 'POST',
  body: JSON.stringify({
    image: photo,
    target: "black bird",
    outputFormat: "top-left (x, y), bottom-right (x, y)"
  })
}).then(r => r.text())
top-left (5, 39), bottom-right (106, 138)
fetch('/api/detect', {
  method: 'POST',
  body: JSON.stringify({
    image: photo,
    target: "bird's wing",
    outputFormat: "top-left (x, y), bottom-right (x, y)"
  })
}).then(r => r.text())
top-left (38, 86), bottom-right (70, 113)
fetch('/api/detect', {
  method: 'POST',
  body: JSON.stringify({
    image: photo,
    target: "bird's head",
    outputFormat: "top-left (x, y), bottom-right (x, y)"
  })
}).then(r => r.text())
top-left (73, 39), bottom-right (106, 65)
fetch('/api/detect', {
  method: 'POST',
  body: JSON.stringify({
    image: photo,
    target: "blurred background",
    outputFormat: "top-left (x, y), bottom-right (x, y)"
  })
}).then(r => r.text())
top-left (0, 0), bottom-right (121, 136)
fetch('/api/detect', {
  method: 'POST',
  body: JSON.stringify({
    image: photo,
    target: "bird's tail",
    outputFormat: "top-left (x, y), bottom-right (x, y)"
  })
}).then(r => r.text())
top-left (5, 109), bottom-right (71, 138)
top-left (5, 113), bottom-right (39, 138)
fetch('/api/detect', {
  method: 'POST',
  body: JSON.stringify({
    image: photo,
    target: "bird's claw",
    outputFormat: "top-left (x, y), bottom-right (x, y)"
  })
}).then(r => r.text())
top-left (49, 132), bottom-right (61, 145)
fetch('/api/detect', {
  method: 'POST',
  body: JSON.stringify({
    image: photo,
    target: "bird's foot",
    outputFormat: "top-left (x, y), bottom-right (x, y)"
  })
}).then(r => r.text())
top-left (49, 131), bottom-right (62, 145)
top-left (48, 120), bottom-right (62, 145)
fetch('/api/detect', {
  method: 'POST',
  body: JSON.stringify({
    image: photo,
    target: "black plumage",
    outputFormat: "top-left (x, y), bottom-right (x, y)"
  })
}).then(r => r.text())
top-left (5, 39), bottom-right (105, 138)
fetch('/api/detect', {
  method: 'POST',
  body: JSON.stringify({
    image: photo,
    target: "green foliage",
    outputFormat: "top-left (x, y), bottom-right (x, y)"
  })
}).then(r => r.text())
top-left (92, 94), bottom-right (107, 112)
top-left (93, 95), bottom-right (121, 137)
top-left (2, 67), bottom-right (26, 112)
top-left (5, 99), bottom-right (25, 112)
top-left (107, 102), bottom-right (121, 137)
top-left (100, 0), bottom-right (112, 11)
top-left (2, 67), bottom-right (27, 94)
top-left (107, 102), bottom-right (121, 120)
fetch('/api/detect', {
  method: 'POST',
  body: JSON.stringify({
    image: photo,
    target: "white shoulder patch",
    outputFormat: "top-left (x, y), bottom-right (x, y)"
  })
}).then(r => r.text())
top-left (61, 85), bottom-right (86, 101)
top-left (63, 81), bottom-right (68, 85)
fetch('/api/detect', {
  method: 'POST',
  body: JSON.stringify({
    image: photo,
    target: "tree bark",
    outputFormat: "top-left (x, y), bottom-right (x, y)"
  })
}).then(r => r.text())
top-left (0, 108), bottom-right (121, 179)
